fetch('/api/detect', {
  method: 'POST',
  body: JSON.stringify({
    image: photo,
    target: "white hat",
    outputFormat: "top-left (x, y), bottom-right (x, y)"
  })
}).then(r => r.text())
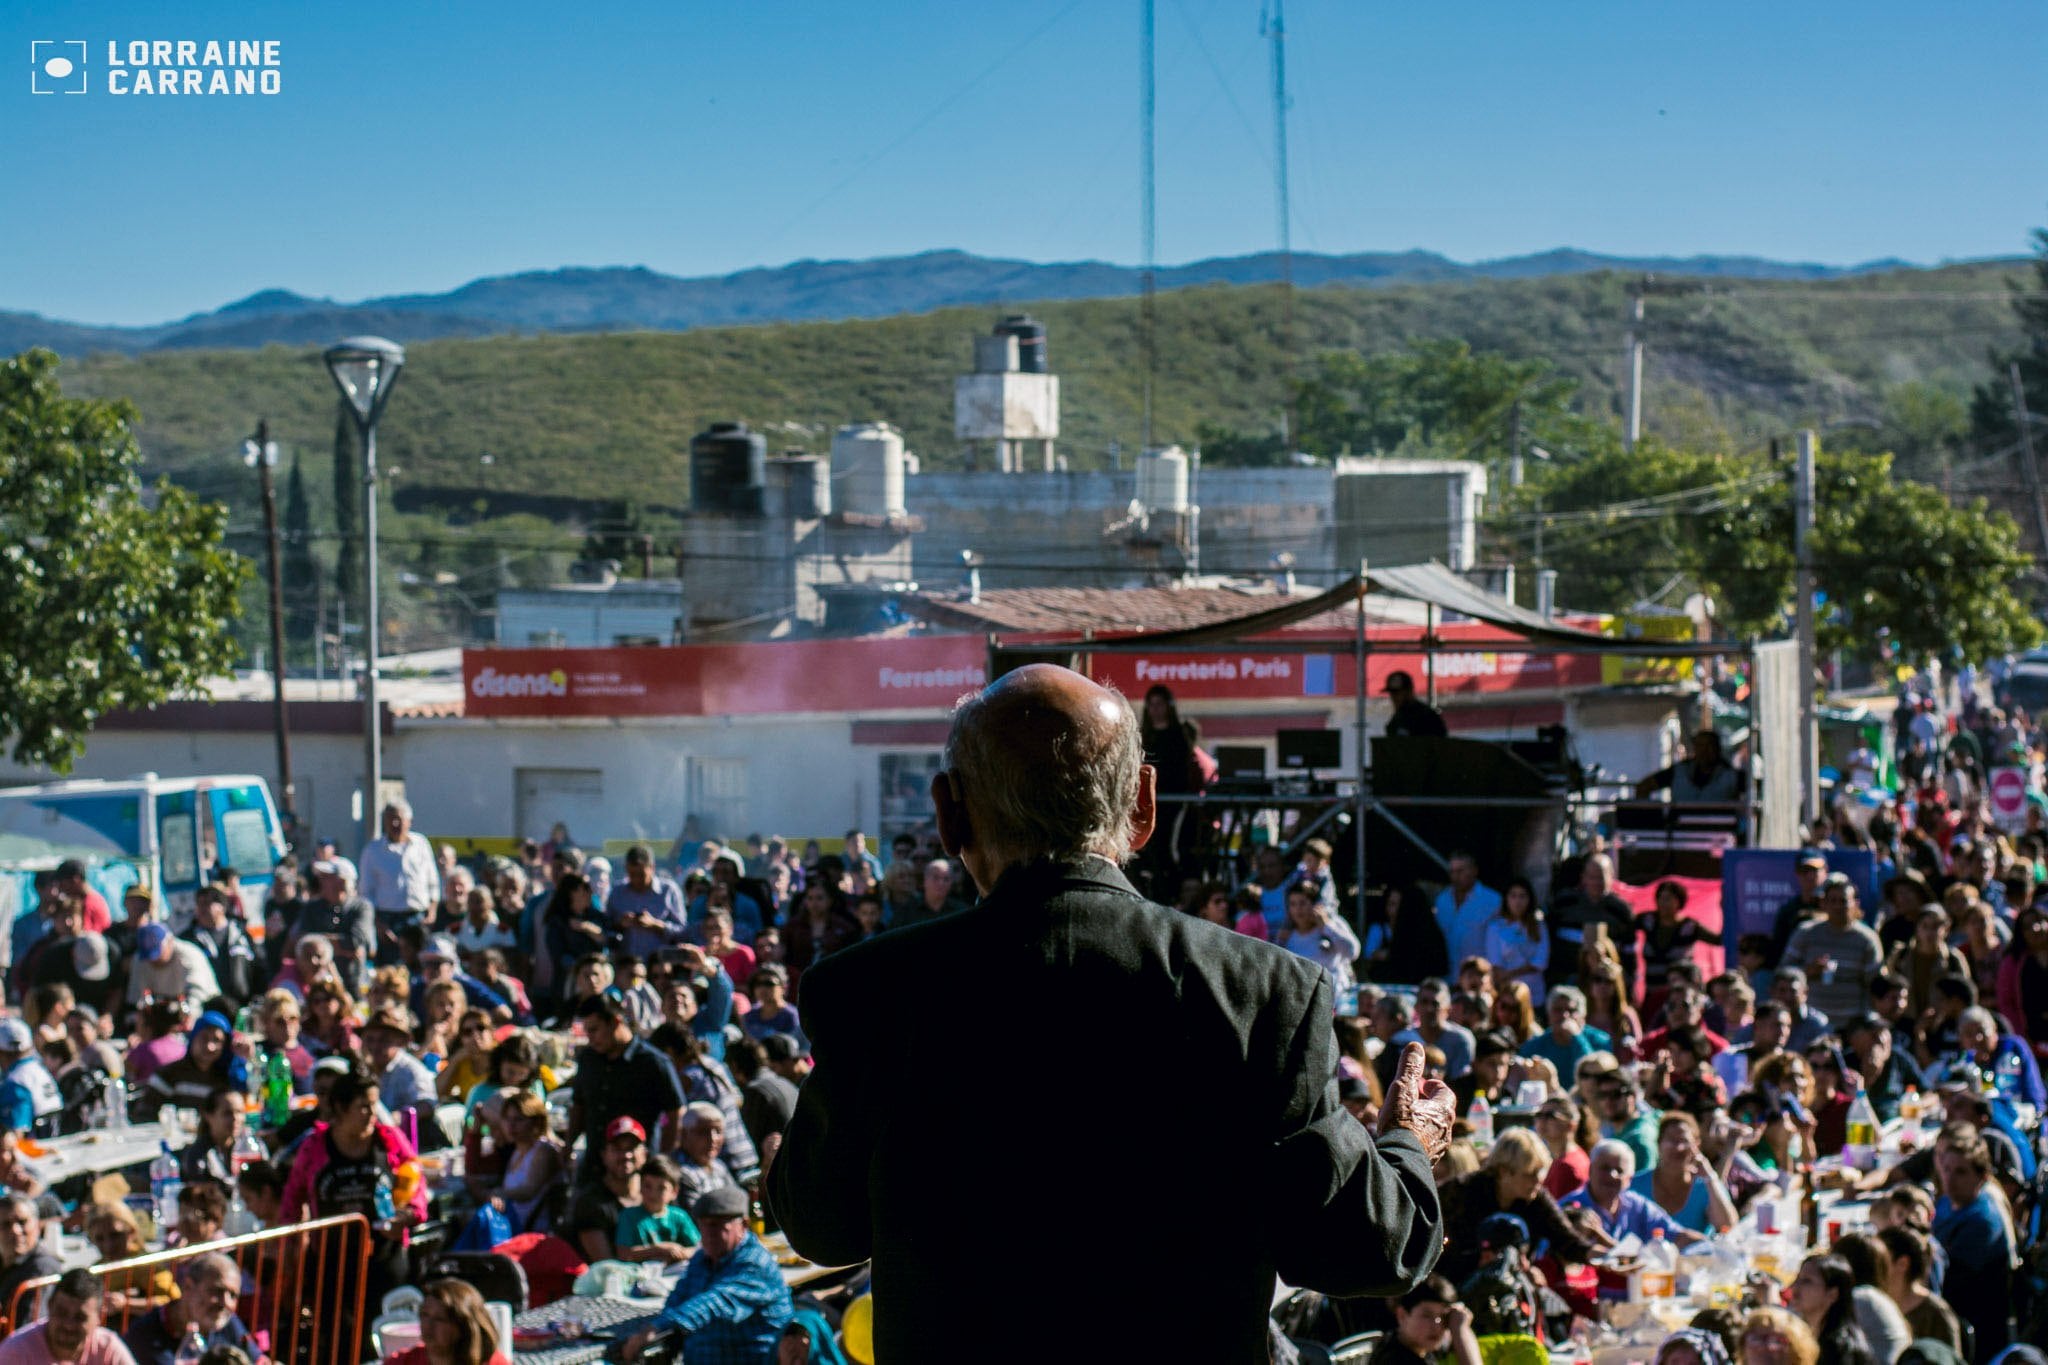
top-left (0, 1020), bottom-right (32, 1053)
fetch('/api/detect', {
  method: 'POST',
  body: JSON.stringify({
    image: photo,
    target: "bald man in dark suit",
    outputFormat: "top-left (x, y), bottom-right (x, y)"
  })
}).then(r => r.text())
top-left (768, 664), bottom-right (1453, 1363)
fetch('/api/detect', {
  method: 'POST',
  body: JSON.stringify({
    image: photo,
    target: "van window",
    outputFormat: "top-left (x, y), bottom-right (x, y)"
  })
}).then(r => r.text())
top-left (0, 792), bottom-right (142, 864)
top-left (160, 812), bottom-right (199, 887)
top-left (220, 806), bottom-right (273, 876)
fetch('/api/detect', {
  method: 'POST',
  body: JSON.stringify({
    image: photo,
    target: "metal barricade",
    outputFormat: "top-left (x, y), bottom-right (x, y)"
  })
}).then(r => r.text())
top-left (7, 1214), bottom-right (372, 1365)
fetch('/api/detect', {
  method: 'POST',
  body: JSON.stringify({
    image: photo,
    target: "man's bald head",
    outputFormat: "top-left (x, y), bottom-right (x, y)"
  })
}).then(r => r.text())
top-left (939, 664), bottom-right (1149, 878)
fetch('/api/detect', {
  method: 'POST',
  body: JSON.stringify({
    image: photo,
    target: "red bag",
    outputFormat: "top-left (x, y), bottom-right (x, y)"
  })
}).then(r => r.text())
top-left (491, 1232), bottom-right (586, 1308)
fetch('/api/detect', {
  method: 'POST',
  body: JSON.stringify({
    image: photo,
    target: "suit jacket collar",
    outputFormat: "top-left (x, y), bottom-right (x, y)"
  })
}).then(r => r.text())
top-left (980, 855), bottom-right (1142, 908)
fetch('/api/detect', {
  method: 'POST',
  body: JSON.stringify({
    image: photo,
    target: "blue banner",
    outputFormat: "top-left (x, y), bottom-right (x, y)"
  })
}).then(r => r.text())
top-left (1721, 848), bottom-right (1879, 946)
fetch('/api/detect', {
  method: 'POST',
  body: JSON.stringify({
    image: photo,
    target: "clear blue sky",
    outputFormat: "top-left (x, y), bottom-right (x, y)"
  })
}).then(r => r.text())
top-left (8, 0), bottom-right (2045, 326)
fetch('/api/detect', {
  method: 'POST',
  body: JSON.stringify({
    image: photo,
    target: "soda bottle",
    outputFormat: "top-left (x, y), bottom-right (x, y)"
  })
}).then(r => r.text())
top-left (1843, 1087), bottom-right (1879, 1172)
top-left (1639, 1228), bottom-right (1677, 1299)
top-left (264, 1049), bottom-right (293, 1128)
top-left (1465, 1094), bottom-right (1494, 1151)
top-left (231, 1127), bottom-right (266, 1180)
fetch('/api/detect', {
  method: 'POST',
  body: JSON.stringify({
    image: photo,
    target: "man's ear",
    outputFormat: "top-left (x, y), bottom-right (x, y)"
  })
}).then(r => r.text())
top-left (931, 770), bottom-right (971, 858)
top-left (1126, 763), bottom-right (1157, 852)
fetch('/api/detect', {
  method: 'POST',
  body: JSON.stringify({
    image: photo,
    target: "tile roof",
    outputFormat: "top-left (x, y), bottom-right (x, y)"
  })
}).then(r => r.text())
top-left (906, 585), bottom-right (1301, 634)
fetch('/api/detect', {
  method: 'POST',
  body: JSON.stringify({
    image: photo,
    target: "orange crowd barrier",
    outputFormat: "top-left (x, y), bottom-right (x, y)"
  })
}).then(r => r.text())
top-left (7, 1214), bottom-right (372, 1365)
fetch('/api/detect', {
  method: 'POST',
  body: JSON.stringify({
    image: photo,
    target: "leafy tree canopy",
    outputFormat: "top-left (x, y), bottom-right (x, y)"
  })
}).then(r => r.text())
top-left (0, 349), bottom-right (249, 770)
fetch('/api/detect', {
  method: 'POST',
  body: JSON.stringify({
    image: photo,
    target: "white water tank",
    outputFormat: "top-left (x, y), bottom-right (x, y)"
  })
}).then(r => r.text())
top-left (831, 422), bottom-right (906, 518)
top-left (1136, 445), bottom-right (1190, 513)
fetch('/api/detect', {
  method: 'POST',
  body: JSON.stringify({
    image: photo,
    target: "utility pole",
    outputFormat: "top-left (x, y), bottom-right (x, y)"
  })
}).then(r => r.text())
top-left (246, 421), bottom-right (296, 836)
top-left (1623, 285), bottom-right (1645, 449)
top-left (1265, 0), bottom-right (1295, 449)
top-left (2008, 363), bottom-right (2048, 557)
top-left (1139, 0), bottom-right (1156, 452)
top-left (1508, 399), bottom-right (1524, 487)
top-left (1794, 430), bottom-right (1819, 826)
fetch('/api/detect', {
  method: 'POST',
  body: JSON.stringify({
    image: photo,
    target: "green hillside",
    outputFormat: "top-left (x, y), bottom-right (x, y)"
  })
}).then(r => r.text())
top-left (61, 262), bottom-right (2025, 524)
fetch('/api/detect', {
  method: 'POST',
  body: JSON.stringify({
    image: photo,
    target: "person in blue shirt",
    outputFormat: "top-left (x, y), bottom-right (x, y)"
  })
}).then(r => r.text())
top-left (1955, 1005), bottom-right (2046, 1111)
top-left (1560, 1139), bottom-right (1706, 1267)
top-left (621, 1185), bottom-right (793, 1363)
top-left (1520, 986), bottom-right (1612, 1081)
top-left (410, 935), bottom-right (519, 1023)
top-left (1932, 1128), bottom-right (2014, 1357)
top-left (1628, 1112), bottom-right (1737, 1235)
top-left (1434, 852), bottom-right (1504, 970)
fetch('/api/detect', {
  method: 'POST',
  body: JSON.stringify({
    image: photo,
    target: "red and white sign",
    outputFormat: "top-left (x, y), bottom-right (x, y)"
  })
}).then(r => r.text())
top-left (463, 621), bottom-right (1602, 719)
top-left (1989, 765), bottom-right (2030, 832)
top-left (464, 636), bottom-right (988, 719)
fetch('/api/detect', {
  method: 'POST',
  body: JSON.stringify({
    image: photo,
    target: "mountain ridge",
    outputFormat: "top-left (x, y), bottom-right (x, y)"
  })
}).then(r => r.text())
top-left (3, 245), bottom-right (2009, 357)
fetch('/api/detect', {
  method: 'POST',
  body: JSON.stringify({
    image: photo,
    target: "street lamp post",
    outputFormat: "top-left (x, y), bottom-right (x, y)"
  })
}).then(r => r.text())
top-left (323, 337), bottom-right (406, 849)
top-left (242, 421), bottom-right (295, 842)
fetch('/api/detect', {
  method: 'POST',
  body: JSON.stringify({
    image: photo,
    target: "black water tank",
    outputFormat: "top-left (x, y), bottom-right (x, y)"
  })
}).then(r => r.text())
top-left (996, 314), bottom-right (1047, 374)
top-left (690, 421), bottom-right (767, 515)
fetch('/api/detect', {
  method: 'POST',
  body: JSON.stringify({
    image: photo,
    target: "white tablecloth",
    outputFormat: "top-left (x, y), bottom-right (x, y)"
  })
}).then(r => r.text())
top-left (25, 1121), bottom-right (183, 1184)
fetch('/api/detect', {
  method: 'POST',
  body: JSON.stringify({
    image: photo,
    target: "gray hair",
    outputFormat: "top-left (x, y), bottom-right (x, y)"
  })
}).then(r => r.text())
top-left (382, 799), bottom-right (412, 820)
top-left (177, 1252), bottom-right (238, 1289)
top-left (1549, 985), bottom-right (1586, 1014)
top-left (943, 676), bottom-right (1144, 865)
top-left (681, 1101), bottom-right (725, 1129)
top-left (1958, 1005), bottom-right (2000, 1037)
top-left (1589, 1138), bottom-right (1637, 1176)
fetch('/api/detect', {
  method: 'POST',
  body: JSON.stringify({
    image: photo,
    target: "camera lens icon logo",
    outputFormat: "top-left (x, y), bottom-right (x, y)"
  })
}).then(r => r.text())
top-left (32, 41), bottom-right (88, 94)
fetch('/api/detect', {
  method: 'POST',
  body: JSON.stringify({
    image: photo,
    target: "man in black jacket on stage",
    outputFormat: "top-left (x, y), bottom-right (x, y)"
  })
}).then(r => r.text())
top-left (768, 663), bottom-right (1453, 1363)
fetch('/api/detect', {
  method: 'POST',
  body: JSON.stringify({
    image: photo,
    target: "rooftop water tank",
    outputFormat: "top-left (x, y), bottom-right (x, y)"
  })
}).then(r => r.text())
top-left (1136, 445), bottom-right (1190, 513)
top-left (689, 421), bottom-right (767, 515)
top-left (768, 455), bottom-right (831, 520)
top-left (995, 314), bottom-right (1048, 374)
top-left (831, 422), bottom-right (906, 518)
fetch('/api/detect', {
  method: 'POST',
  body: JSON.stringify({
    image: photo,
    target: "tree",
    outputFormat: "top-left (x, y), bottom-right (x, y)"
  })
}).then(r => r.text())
top-left (282, 451), bottom-right (318, 656)
top-left (1512, 438), bottom-right (2040, 660)
top-left (1969, 226), bottom-right (2048, 458)
top-left (0, 350), bottom-right (249, 771)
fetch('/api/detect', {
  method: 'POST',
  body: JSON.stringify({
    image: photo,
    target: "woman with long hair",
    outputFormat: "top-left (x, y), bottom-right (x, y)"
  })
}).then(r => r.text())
top-left (538, 872), bottom-right (607, 1008)
top-left (302, 977), bottom-right (361, 1060)
top-left (1363, 883), bottom-right (1449, 984)
top-left (1872, 1225), bottom-right (1962, 1357)
top-left (1631, 1112), bottom-right (1736, 1234)
top-left (782, 880), bottom-right (860, 978)
top-left (1484, 877), bottom-right (1548, 1005)
top-left (1828, 1233), bottom-right (1912, 1365)
top-left (1994, 902), bottom-right (2048, 1057)
top-left (389, 1278), bottom-right (510, 1365)
top-left (1786, 1253), bottom-right (1876, 1365)
top-left (1490, 980), bottom-right (1538, 1045)
top-left (1583, 959), bottom-right (1641, 1053)
top-left (1533, 1094), bottom-right (1589, 1199)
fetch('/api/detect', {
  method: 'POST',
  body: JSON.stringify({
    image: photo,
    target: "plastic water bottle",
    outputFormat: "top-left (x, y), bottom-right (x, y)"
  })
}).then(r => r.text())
top-left (1994, 1049), bottom-right (2024, 1101)
top-left (263, 1049), bottom-right (293, 1128)
top-left (1638, 1228), bottom-right (1677, 1300)
top-left (107, 1078), bottom-right (129, 1131)
top-left (1843, 1087), bottom-right (1880, 1172)
top-left (173, 1324), bottom-right (206, 1365)
top-left (1465, 1094), bottom-right (1494, 1151)
top-left (372, 1171), bottom-right (396, 1226)
top-left (149, 1143), bottom-right (182, 1226)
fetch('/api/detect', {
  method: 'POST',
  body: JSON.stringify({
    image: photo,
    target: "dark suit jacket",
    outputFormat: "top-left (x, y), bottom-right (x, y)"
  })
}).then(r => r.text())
top-left (766, 857), bottom-right (1443, 1363)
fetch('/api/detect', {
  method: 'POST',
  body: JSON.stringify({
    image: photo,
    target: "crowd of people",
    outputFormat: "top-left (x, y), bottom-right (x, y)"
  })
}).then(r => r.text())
top-left (0, 801), bottom-right (983, 1363)
top-left (0, 665), bottom-right (2044, 1364)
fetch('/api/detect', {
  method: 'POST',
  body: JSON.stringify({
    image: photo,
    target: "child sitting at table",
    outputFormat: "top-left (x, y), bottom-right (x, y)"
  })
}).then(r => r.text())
top-left (84, 1200), bottom-right (175, 1313)
top-left (613, 1155), bottom-right (699, 1264)
top-left (170, 1179), bottom-right (228, 1249)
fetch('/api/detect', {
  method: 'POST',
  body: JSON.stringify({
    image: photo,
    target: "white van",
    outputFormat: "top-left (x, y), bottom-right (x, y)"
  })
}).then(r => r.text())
top-left (0, 773), bottom-right (287, 942)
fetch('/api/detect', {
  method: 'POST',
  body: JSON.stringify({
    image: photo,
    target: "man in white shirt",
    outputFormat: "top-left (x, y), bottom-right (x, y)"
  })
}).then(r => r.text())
top-left (357, 799), bottom-right (440, 965)
top-left (125, 923), bottom-right (222, 1006)
top-left (1433, 851), bottom-right (1503, 969)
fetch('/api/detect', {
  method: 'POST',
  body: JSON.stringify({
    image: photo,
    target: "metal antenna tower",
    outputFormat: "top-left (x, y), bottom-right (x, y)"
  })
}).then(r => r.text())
top-left (1263, 0), bottom-right (1295, 448)
top-left (1140, 0), bottom-right (1156, 452)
